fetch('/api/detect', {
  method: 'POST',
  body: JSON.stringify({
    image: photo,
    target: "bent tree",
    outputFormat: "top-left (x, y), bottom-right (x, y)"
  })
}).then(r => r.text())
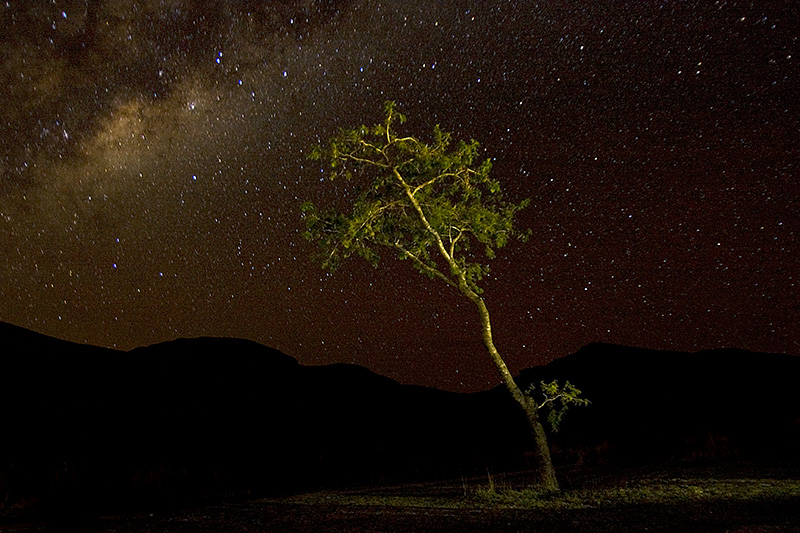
top-left (302, 101), bottom-right (559, 491)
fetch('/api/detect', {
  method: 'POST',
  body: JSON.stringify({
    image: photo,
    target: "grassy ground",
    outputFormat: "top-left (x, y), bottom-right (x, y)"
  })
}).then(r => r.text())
top-left (3, 462), bottom-right (800, 532)
top-left (274, 463), bottom-right (800, 531)
top-left (293, 474), bottom-right (800, 511)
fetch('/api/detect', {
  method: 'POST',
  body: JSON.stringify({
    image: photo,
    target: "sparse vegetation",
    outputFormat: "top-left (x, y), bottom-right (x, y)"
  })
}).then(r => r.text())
top-left (471, 476), bottom-right (800, 509)
top-left (286, 474), bottom-right (800, 511)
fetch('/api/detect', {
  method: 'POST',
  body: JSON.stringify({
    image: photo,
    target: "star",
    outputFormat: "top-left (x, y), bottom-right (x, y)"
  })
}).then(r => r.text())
top-left (0, 0), bottom-right (796, 392)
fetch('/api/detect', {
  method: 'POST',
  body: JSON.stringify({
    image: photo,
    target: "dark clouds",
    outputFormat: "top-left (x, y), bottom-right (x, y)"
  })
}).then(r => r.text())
top-left (1, 0), bottom-right (798, 391)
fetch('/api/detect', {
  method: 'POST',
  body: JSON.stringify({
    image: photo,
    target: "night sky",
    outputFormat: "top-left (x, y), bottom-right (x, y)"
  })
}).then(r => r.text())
top-left (1, 0), bottom-right (797, 392)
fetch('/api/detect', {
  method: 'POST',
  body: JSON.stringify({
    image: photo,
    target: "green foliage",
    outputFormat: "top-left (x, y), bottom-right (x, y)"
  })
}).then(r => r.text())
top-left (526, 380), bottom-right (590, 433)
top-left (302, 101), bottom-right (530, 295)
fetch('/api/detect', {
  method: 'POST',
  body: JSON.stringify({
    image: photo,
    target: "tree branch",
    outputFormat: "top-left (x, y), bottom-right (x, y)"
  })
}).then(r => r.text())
top-left (537, 396), bottom-right (562, 411)
top-left (341, 150), bottom-right (390, 169)
top-left (392, 168), bottom-right (456, 267)
top-left (410, 169), bottom-right (469, 196)
top-left (449, 226), bottom-right (464, 259)
top-left (393, 243), bottom-right (458, 288)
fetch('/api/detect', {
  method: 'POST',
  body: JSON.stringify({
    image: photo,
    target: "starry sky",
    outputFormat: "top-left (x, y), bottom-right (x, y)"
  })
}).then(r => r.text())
top-left (1, 0), bottom-right (797, 392)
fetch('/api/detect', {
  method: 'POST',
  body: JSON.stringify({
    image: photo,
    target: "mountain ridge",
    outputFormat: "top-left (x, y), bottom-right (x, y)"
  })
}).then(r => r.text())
top-left (1, 321), bottom-right (798, 511)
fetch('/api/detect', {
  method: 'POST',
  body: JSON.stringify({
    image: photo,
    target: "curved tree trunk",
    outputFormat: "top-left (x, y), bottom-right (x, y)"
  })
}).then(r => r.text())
top-left (463, 290), bottom-right (559, 492)
top-left (395, 172), bottom-right (559, 491)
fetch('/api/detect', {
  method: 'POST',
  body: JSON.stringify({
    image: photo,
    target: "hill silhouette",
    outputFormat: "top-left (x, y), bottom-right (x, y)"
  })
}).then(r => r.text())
top-left (516, 342), bottom-right (800, 465)
top-left (1, 322), bottom-right (798, 515)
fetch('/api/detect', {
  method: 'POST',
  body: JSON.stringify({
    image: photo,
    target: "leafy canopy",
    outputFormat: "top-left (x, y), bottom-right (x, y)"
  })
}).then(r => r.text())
top-left (527, 380), bottom-right (591, 433)
top-left (302, 101), bottom-right (530, 294)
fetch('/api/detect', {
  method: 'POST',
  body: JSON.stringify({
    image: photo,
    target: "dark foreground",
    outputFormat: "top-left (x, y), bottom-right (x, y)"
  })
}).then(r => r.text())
top-left (10, 500), bottom-right (795, 533)
top-left (71, 499), bottom-right (800, 532)
top-left (3, 464), bottom-right (799, 532)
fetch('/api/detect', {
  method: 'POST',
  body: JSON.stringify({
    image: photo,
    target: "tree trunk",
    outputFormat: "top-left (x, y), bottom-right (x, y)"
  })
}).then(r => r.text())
top-left (394, 169), bottom-right (559, 491)
top-left (466, 291), bottom-right (559, 492)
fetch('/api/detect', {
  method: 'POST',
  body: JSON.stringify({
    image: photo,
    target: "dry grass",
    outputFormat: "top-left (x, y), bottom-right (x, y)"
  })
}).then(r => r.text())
top-left (284, 472), bottom-right (800, 511)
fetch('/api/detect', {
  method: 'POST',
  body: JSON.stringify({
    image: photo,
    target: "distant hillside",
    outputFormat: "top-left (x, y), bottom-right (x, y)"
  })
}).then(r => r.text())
top-left (1, 322), bottom-right (798, 513)
top-left (0, 323), bottom-right (522, 511)
top-left (514, 342), bottom-right (800, 464)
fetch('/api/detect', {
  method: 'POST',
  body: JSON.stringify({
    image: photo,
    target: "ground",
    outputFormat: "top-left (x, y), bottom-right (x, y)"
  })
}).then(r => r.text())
top-left (2, 462), bottom-right (799, 532)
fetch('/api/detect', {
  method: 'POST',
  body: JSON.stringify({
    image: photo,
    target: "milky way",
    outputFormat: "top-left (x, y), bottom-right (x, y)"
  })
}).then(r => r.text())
top-left (1, 0), bottom-right (797, 391)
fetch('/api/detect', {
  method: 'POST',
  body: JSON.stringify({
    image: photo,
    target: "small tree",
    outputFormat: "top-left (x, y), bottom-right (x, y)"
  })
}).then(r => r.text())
top-left (530, 380), bottom-right (591, 434)
top-left (302, 101), bottom-right (560, 490)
